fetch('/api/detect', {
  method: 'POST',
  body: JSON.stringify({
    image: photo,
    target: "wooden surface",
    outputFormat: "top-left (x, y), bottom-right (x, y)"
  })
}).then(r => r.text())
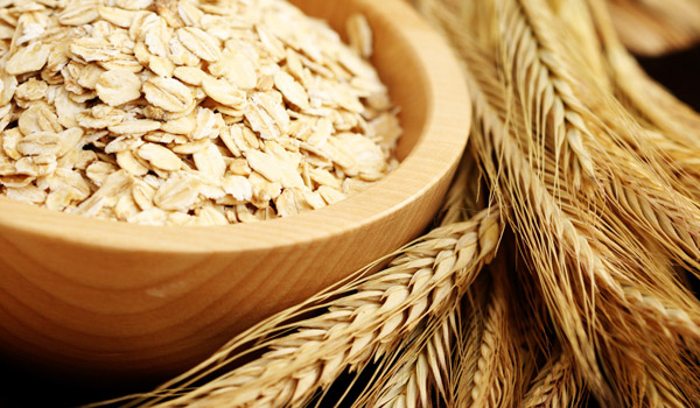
top-left (0, 0), bottom-right (470, 378)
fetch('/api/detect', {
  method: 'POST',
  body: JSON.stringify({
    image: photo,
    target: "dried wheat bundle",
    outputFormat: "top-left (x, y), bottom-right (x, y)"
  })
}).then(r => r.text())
top-left (418, 0), bottom-right (700, 405)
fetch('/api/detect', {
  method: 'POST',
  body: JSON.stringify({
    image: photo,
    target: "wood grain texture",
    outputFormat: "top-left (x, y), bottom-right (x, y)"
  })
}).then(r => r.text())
top-left (0, 0), bottom-right (470, 378)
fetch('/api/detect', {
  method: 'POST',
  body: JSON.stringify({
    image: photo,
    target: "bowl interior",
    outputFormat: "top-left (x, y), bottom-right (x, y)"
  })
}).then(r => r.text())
top-left (0, 0), bottom-right (451, 256)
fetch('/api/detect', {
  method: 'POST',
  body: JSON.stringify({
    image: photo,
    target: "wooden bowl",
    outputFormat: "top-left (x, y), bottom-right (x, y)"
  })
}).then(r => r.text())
top-left (0, 0), bottom-right (470, 378)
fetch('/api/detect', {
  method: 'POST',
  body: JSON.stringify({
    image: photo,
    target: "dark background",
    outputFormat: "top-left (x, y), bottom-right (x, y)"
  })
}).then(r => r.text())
top-left (0, 46), bottom-right (698, 408)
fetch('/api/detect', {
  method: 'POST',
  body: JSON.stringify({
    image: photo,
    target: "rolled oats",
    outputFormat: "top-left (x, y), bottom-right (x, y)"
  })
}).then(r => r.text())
top-left (176, 27), bottom-right (221, 62)
top-left (143, 76), bottom-right (194, 113)
top-left (137, 142), bottom-right (183, 171)
top-left (117, 150), bottom-right (149, 176)
top-left (347, 14), bottom-right (373, 59)
top-left (193, 142), bottom-right (226, 181)
top-left (108, 119), bottom-right (161, 135)
top-left (0, 0), bottom-right (401, 225)
top-left (274, 70), bottom-right (309, 110)
top-left (15, 78), bottom-right (48, 101)
top-left (245, 91), bottom-right (289, 140)
top-left (6, 42), bottom-right (50, 75)
top-left (96, 69), bottom-right (142, 106)
top-left (201, 75), bottom-right (245, 108)
top-left (153, 172), bottom-right (200, 211)
top-left (16, 132), bottom-right (61, 156)
top-left (59, 0), bottom-right (99, 26)
top-left (18, 103), bottom-right (62, 135)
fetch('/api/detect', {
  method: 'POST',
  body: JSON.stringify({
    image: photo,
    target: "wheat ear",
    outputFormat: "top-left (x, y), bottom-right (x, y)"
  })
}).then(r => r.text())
top-left (547, 0), bottom-right (700, 196)
top-left (123, 208), bottom-right (500, 408)
top-left (462, 0), bottom-right (700, 301)
top-left (453, 255), bottom-right (525, 407)
top-left (364, 312), bottom-right (457, 408)
top-left (585, 0), bottom-right (700, 201)
top-left (469, 0), bottom-right (600, 190)
top-left (522, 351), bottom-right (586, 407)
top-left (510, 0), bottom-right (700, 272)
top-left (353, 155), bottom-right (488, 408)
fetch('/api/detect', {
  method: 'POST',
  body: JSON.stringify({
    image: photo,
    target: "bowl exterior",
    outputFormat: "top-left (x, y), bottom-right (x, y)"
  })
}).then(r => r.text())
top-left (0, 164), bottom-right (455, 376)
top-left (0, 0), bottom-right (470, 377)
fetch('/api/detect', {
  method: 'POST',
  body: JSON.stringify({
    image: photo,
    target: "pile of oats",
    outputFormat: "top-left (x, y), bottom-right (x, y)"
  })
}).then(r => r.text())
top-left (0, 0), bottom-right (401, 226)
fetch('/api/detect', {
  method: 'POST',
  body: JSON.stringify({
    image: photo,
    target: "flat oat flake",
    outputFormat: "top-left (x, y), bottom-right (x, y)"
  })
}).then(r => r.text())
top-left (0, 0), bottom-right (402, 225)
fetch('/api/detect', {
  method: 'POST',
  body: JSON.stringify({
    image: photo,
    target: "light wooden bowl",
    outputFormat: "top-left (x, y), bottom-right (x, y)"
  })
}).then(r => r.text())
top-left (0, 0), bottom-right (470, 378)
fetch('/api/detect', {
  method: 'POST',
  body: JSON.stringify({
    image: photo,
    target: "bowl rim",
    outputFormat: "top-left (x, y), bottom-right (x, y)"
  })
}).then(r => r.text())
top-left (0, 0), bottom-right (471, 254)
